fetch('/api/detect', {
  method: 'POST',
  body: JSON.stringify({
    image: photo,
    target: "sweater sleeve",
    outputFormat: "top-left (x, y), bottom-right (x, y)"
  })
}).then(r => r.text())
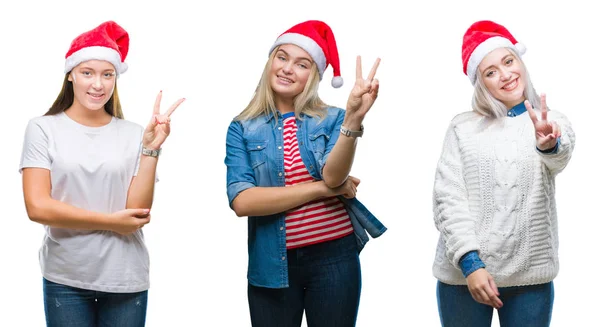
top-left (433, 121), bottom-right (479, 270)
top-left (536, 110), bottom-right (575, 176)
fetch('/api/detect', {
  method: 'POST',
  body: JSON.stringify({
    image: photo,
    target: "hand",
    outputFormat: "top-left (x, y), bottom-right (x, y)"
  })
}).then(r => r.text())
top-left (108, 208), bottom-right (151, 236)
top-left (143, 91), bottom-right (185, 150)
top-left (466, 268), bottom-right (503, 309)
top-left (330, 176), bottom-right (361, 199)
top-left (525, 93), bottom-right (561, 151)
top-left (344, 56), bottom-right (381, 129)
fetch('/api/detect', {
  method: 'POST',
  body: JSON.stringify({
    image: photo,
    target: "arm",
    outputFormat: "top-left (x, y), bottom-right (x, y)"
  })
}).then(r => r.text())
top-left (432, 122), bottom-right (479, 269)
top-left (126, 155), bottom-right (158, 209)
top-left (225, 120), bottom-right (351, 217)
top-left (322, 56), bottom-right (380, 188)
top-left (127, 91), bottom-right (185, 209)
top-left (536, 111), bottom-right (575, 175)
top-left (23, 168), bottom-right (114, 230)
top-left (525, 95), bottom-right (575, 175)
top-left (321, 110), bottom-right (358, 188)
top-left (232, 181), bottom-right (333, 217)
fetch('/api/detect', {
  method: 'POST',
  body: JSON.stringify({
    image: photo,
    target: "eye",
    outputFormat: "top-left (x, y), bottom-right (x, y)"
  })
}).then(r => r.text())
top-left (486, 70), bottom-right (495, 77)
top-left (104, 72), bottom-right (115, 78)
top-left (82, 71), bottom-right (92, 76)
top-left (299, 63), bottom-right (308, 69)
top-left (505, 58), bottom-right (514, 65)
top-left (278, 56), bottom-right (286, 61)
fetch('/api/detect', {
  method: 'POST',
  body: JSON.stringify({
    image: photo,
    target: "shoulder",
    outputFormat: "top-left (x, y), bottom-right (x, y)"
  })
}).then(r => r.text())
top-left (24, 114), bottom-right (61, 134)
top-left (449, 111), bottom-right (482, 127)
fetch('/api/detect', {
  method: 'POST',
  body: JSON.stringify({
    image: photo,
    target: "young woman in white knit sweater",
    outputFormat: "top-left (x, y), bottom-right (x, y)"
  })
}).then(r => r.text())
top-left (432, 20), bottom-right (575, 327)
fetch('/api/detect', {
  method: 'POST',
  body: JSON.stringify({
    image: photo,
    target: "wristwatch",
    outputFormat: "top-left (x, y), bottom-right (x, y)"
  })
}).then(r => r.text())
top-left (340, 124), bottom-right (364, 138)
top-left (142, 147), bottom-right (162, 157)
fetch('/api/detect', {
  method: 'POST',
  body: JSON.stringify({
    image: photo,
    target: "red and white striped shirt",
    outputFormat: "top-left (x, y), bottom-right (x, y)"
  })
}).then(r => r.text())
top-left (282, 113), bottom-right (353, 249)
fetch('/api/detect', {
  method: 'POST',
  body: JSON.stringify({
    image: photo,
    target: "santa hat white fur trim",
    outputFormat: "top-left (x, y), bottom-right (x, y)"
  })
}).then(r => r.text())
top-left (467, 36), bottom-right (526, 84)
top-left (64, 46), bottom-right (128, 75)
top-left (269, 33), bottom-right (326, 80)
top-left (331, 76), bottom-right (343, 88)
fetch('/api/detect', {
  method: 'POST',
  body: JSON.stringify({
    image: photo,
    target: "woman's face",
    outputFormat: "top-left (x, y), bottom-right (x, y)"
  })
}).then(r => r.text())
top-left (269, 44), bottom-right (314, 101)
top-left (68, 60), bottom-right (116, 111)
top-left (479, 47), bottom-right (526, 108)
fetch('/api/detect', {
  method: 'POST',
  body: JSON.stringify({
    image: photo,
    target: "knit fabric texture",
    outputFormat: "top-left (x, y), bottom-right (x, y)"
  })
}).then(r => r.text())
top-left (432, 109), bottom-right (575, 287)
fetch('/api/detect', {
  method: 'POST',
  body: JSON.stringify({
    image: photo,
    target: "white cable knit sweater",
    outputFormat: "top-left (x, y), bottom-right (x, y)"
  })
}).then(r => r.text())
top-left (432, 109), bottom-right (575, 287)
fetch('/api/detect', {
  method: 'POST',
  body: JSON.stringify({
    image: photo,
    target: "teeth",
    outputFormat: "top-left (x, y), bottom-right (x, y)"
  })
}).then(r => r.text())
top-left (279, 76), bottom-right (293, 83)
top-left (504, 80), bottom-right (517, 90)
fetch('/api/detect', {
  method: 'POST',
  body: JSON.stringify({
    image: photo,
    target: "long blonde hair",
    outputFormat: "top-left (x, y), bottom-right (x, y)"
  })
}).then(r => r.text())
top-left (44, 74), bottom-right (124, 118)
top-left (235, 46), bottom-right (328, 121)
top-left (471, 47), bottom-right (541, 118)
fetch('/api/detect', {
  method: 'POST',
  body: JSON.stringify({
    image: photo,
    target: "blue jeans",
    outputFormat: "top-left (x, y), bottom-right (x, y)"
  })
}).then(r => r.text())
top-left (248, 234), bottom-right (361, 327)
top-left (43, 278), bottom-right (148, 327)
top-left (437, 280), bottom-right (554, 327)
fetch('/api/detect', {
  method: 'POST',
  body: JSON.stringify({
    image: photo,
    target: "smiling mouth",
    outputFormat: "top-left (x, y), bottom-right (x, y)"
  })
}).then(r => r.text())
top-left (502, 78), bottom-right (519, 91)
top-left (277, 75), bottom-right (294, 83)
top-left (87, 92), bottom-right (105, 99)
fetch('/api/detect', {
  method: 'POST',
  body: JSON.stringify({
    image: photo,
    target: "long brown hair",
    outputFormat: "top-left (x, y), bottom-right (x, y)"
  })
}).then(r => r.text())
top-left (44, 74), bottom-right (124, 119)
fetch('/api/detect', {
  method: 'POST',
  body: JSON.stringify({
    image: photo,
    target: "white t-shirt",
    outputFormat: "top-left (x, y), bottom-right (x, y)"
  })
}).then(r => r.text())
top-left (19, 111), bottom-right (150, 293)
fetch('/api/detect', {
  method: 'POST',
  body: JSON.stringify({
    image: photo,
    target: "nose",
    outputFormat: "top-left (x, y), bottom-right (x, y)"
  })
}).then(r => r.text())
top-left (282, 61), bottom-right (294, 75)
top-left (92, 76), bottom-right (103, 89)
top-left (498, 67), bottom-right (511, 81)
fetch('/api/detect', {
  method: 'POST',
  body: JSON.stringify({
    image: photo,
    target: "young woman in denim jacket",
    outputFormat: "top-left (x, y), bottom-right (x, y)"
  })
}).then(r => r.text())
top-left (432, 20), bottom-right (575, 327)
top-left (19, 21), bottom-right (184, 326)
top-left (225, 20), bottom-right (386, 327)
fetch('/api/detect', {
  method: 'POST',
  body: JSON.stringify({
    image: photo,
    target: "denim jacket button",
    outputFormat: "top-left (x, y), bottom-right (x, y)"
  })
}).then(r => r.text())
top-left (278, 146), bottom-right (282, 150)
top-left (278, 172), bottom-right (283, 177)
top-left (280, 227), bottom-right (284, 231)
top-left (278, 127), bottom-right (282, 130)
top-left (282, 256), bottom-right (286, 261)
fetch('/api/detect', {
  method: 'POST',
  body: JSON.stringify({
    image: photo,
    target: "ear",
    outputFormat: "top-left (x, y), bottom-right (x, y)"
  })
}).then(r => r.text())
top-left (67, 73), bottom-right (73, 82)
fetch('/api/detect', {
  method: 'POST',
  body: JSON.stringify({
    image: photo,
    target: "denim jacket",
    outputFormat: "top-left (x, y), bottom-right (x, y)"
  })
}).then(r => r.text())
top-left (225, 107), bottom-right (387, 288)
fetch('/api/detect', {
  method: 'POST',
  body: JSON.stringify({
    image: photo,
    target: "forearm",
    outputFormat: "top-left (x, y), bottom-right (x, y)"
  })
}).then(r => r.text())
top-left (322, 114), bottom-right (361, 188)
top-left (232, 181), bottom-right (330, 217)
top-left (127, 156), bottom-right (158, 209)
top-left (26, 197), bottom-right (111, 230)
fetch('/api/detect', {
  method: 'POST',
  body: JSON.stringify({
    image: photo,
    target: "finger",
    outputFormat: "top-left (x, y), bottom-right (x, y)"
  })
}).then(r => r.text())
top-left (153, 91), bottom-right (162, 115)
top-left (489, 277), bottom-right (500, 296)
top-left (524, 100), bottom-right (538, 124)
top-left (551, 121), bottom-right (559, 138)
top-left (130, 208), bottom-right (150, 217)
top-left (483, 285), bottom-right (502, 308)
top-left (366, 58), bottom-right (381, 81)
top-left (477, 289), bottom-right (491, 306)
top-left (370, 79), bottom-right (380, 97)
top-left (349, 176), bottom-right (361, 186)
top-left (355, 56), bottom-right (363, 80)
top-left (163, 121), bottom-right (171, 135)
top-left (166, 98), bottom-right (186, 117)
top-left (540, 93), bottom-right (548, 121)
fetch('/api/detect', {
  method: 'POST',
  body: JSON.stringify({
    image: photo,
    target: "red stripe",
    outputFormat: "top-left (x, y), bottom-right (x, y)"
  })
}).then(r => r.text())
top-left (286, 229), bottom-right (354, 249)
top-left (286, 217), bottom-right (351, 236)
top-left (286, 209), bottom-right (348, 225)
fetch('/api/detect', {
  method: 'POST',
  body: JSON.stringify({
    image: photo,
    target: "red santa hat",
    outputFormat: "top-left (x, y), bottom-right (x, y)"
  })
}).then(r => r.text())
top-left (64, 21), bottom-right (129, 75)
top-left (269, 20), bottom-right (344, 88)
top-left (462, 20), bottom-right (526, 84)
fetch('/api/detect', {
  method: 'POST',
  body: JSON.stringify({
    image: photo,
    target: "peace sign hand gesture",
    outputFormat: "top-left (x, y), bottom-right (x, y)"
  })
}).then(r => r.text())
top-left (345, 56), bottom-right (381, 128)
top-left (525, 93), bottom-right (561, 151)
top-left (143, 91), bottom-right (185, 150)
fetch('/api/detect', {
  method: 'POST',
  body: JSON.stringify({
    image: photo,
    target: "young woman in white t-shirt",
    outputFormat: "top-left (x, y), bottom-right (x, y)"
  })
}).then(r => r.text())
top-left (19, 21), bottom-right (184, 326)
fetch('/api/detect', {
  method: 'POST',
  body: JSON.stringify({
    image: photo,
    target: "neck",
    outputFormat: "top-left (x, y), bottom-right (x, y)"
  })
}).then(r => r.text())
top-left (65, 99), bottom-right (112, 127)
top-left (274, 96), bottom-right (295, 115)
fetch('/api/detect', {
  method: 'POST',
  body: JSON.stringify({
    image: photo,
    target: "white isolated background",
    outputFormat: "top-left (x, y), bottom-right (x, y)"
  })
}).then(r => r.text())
top-left (0, 0), bottom-right (597, 326)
